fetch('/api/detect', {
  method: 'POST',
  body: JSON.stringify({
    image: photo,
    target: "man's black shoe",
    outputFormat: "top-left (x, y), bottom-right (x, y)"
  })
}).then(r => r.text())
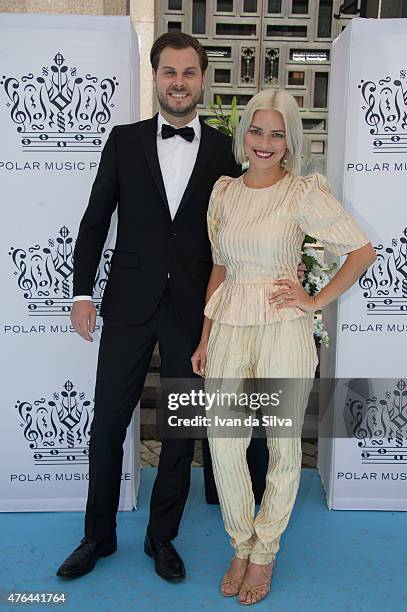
top-left (144, 533), bottom-right (185, 581)
top-left (56, 537), bottom-right (117, 578)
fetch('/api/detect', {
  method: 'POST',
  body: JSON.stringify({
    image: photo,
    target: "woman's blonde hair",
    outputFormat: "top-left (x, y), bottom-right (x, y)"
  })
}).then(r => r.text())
top-left (233, 88), bottom-right (303, 175)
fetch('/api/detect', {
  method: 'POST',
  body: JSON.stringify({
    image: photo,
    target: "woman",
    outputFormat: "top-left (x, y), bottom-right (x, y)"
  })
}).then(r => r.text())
top-left (191, 88), bottom-right (376, 605)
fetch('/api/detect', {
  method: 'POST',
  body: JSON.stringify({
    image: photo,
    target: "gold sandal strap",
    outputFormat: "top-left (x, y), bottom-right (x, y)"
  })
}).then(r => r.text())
top-left (240, 580), bottom-right (269, 594)
top-left (239, 563), bottom-right (274, 599)
top-left (247, 562), bottom-right (274, 580)
top-left (222, 573), bottom-right (243, 587)
top-left (260, 564), bottom-right (273, 581)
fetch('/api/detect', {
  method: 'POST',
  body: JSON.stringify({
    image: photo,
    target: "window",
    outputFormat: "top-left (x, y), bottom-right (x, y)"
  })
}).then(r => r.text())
top-left (311, 141), bottom-right (325, 154)
top-left (214, 68), bottom-right (231, 83)
top-left (317, 0), bottom-right (333, 38)
top-left (192, 0), bottom-right (206, 34)
top-left (216, 23), bottom-right (257, 36)
top-left (342, 0), bottom-right (358, 14)
top-left (302, 118), bottom-right (326, 131)
top-left (292, 0), bottom-right (309, 14)
top-left (168, 0), bottom-right (182, 9)
top-left (288, 71), bottom-right (305, 86)
top-left (168, 22), bottom-right (182, 32)
top-left (244, 0), bottom-right (258, 12)
top-left (314, 72), bottom-right (328, 108)
top-left (217, 0), bottom-right (233, 10)
top-left (268, 0), bottom-right (282, 12)
top-left (214, 93), bottom-right (252, 105)
top-left (267, 25), bottom-right (307, 37)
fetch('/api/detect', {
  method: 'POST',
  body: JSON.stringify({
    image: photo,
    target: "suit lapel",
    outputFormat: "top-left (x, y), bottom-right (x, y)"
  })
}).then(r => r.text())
top-left (174, 118), bottom-right (214, 219)
top-left (140, 114), bottom-right (171, 219)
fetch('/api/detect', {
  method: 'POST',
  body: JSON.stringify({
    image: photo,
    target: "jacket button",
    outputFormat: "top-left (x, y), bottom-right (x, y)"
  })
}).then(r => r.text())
top-left (172, 233), bottom-right (177, 237)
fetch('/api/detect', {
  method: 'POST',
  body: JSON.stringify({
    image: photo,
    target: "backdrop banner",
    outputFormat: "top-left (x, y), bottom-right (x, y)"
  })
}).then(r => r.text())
top-left (0, 13), bottom-right (140, 511)
top-left (319, 18), bottom-right (407, 510)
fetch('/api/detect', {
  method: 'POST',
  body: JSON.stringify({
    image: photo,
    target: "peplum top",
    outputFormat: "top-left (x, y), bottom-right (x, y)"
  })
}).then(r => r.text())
top-left (204, 172), bottom-right (370, 326)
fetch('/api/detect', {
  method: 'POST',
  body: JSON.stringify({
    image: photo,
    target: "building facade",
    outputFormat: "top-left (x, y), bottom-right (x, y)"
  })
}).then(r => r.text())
top-left (156, 0), bottom-right (362, 172)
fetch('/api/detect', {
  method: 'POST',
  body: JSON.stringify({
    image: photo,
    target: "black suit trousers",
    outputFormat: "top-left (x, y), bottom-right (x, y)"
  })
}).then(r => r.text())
top-left (84, 283), bottom-right (201, 542)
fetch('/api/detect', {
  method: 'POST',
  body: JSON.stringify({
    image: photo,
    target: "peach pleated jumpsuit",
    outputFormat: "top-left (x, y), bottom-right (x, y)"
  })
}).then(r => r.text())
top-left (204, 172), bottom-right (369, 564)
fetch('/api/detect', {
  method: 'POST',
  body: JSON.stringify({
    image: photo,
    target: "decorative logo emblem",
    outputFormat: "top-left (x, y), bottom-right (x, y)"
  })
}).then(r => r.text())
top-left (9, 226), bottom-right (112, 316)
top-left (16, 380), bottom-right (93, 465)
top-left (359, 227), bottom-right (407, 315)
top-left (348, 379), bottom-right (407, 464)
top-left (1, 52), bottom-right (118, 152)
top-left (359, 71), bottom-right (407, 153)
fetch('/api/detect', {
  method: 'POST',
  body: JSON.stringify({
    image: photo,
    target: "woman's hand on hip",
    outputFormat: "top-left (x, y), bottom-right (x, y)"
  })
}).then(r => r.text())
top-left (269, 278), bottom-right (317, 312)
top-left (191, 340), bottom-right (208, 377)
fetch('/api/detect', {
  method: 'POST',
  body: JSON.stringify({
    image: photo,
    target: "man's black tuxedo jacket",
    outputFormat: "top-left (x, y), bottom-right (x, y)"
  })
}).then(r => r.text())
top-left (73, 114), bottom-right (241, 332)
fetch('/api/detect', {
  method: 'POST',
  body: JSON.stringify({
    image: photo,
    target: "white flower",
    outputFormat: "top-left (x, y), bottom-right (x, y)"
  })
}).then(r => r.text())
top-left (304, 247), bottom-right (320, 261)
top-left (302, 246), bottom-right (336, 347)
top-left (313, 316), bottom-right (330, 348)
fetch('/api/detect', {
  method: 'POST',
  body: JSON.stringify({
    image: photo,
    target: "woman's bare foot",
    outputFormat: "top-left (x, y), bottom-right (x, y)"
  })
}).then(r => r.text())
top-left (238, 561), bottom-right (274, 605)
top-left (221, 557), bottom-right (249, 597)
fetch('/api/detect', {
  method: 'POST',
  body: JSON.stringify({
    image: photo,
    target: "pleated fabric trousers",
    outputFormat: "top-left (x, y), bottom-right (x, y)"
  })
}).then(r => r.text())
top-left (205, 316), bottom-right (318, 564)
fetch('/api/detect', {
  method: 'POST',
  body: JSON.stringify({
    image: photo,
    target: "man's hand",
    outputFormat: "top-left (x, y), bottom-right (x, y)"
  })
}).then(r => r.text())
top-left (297, 262), bottom-right (306, 281)
top-left (70, 300), bottom-right (97, 342)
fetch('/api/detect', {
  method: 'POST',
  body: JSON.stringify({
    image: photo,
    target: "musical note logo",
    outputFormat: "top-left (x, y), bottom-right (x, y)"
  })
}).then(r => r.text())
top-left (16, 380), bottom-right (93, 465)
top-left (347, 379), bottom-right (407, 464)
top-left (1, 52), bottom-right (118, 152)
top-left (359, 227), bottom-right (407, 315)
top-left (359, 72), bottom-right (407, 153)
top-left (9, 226), bottom-right (112, 316)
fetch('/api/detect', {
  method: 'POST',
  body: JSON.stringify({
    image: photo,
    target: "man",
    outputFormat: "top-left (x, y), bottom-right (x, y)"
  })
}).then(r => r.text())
top-left (56, 32), bottom-right (240, 582)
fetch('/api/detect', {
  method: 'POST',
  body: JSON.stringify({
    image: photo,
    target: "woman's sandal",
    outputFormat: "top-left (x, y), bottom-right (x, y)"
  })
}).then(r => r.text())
top-left (220, 558), bottom-right (249, 597)
top-left (238, 561), bottom-right (274, 606)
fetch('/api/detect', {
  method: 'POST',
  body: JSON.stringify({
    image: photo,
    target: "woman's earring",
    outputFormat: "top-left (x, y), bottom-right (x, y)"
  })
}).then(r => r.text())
top-left (242, 155), bottom-right (250, 172)
top-left (281, 156), bottom-right (288, 170)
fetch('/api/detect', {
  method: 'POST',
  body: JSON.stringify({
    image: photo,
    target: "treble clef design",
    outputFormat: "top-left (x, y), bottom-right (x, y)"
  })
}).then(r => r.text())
top-left (361, 80), bottom-right (381, 134)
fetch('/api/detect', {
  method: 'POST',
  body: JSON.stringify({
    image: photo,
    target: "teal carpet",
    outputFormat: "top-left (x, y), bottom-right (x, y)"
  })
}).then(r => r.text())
top-left (0, 467), bottom-right (405, 611)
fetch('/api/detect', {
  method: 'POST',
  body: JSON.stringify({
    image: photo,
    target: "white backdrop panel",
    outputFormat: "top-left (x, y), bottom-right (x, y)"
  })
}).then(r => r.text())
top-left (0, 14), bottom-right (140, 511)
top-left (319, 19), bottom-right (407, 510)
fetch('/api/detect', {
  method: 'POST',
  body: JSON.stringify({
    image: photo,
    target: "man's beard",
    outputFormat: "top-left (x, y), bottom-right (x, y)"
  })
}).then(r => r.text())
top-left (157, 88), bottom-right (202, 118)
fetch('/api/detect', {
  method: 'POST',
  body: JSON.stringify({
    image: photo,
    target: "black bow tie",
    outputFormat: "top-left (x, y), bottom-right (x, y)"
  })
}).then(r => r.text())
top-left (162, 124), bottom-right (195, 142)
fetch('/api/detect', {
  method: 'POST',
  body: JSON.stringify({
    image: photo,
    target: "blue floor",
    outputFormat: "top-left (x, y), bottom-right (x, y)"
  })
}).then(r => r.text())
top-left (0, 467), bottom-right (405, 612)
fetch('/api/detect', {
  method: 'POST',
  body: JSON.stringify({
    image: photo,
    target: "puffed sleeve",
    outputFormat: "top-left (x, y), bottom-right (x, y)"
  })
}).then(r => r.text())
top-left (207, 175), bottom-right (233, 265)
top-left (295, 173), bottom-right (370, 256)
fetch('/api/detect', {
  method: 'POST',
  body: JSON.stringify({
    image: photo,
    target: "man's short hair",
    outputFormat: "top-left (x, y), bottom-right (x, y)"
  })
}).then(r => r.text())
top-left (150, 32), bottom-right (208, 73)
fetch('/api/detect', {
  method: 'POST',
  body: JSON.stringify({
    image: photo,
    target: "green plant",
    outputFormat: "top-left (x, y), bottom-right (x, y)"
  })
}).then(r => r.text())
top-left (207, 95), bottom-right (239, 137)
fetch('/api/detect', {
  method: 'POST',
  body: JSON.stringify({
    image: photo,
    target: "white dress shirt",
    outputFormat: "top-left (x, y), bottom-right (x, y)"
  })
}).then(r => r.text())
top-left (73, 112), bottom-right (201, 303)
top-left (156, 111), bottom-right (201, 220)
